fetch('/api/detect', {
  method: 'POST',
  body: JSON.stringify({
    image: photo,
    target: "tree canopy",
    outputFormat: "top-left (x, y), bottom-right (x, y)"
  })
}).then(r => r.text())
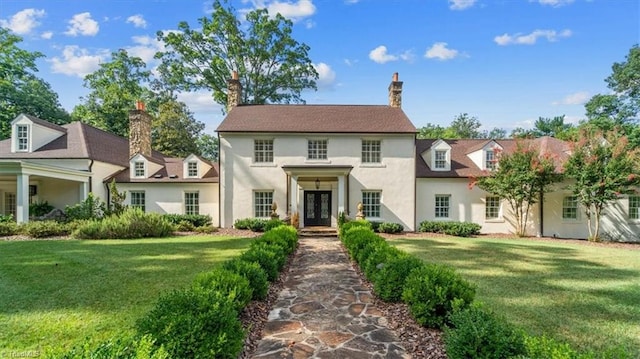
top-left (0, 28), bottom-right (70, 138)
top-left (156, 0), bottom-right (318, 109)
top-left (417, 113), bottom-right (509, 140)
top-left (152, 98), bottom-right (205, 157)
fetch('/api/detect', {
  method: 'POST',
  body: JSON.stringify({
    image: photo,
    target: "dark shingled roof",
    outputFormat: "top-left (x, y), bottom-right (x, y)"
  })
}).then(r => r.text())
top-left (217, 104), bottom-right (417, 133)
top-left (107, 159), bottom-right (219, 183)
top-left (23, 114), bottom-right (68, 133)
top-left (416, 137), bottom-right (570, 178)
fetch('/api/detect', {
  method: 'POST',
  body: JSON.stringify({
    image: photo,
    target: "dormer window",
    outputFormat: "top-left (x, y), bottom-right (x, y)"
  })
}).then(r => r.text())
top-left (434, 150), bottom-right (447, 169)
top-left (134, 161), bottom-right (145, 177)
top-left (187, 161), bottom-right (198, 177)
top-left (486, 149), bottom-right (496, 170)
top-left (17, 125), bottom-right (28, 151)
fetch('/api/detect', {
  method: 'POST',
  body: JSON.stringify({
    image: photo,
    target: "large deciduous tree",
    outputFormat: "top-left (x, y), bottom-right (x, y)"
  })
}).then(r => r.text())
top-left (417, 113), bottom-right (502, 139)
top-left (152, 98), bottom-right (204, 157)
top-left (196, 134), bottom-right (219, 162)
top-left (564, 129), bottom-right (640, 241)
top-left (511, 116), bottom-right (575, 140)
top-left (0, 28), bottom-right (70, 138)
top-left (471, 142), bottom-right (561, 237)
top-left (72, 49), bottom-right (153, 137)
top-left (156, 0), bottom-right (318, 109)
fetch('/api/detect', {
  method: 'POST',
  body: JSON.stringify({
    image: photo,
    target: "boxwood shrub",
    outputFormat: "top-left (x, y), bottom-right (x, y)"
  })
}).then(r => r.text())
top-left (161, 214), bottom-right (211, 228)
top-left (52, 334), bottom-right (169, 359)
top-left (418, 220), bottom-right (481, 237)
top-left (402, 263), bottom-right (476, 328)
top-left (137, 289), bottom-right (244, 359)
top-left (222, 258), bottom-right (269, 300)
top-left (373, 255), bottom-right (424, 302)
top-left (240, 246), bottom-right (280, 282)
top-left (444, 305), bottom-right (526, 359)
top-left (363, 243), bottom-right (404, 280)
top-left (192, 268), bottom-right (252, 311)
top-left (250, 241), bottom-right (287, 271)
top-left (377, 222), bottom-right (404, 234)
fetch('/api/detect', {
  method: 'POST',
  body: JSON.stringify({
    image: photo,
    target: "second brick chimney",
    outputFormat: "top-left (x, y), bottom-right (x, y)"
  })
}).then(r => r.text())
top-left (129, 101), bottom-right (152, 158)
top-left (388, 72), bottom-right (403, 108)
top-left (227, 71), bottom-right (242, 112)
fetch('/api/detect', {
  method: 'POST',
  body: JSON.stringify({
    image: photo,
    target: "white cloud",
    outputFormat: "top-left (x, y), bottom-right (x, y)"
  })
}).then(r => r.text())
top-left (176, 90), bottom-right (220, 113)
top-left (0, 8), bottom-right (46, 35)
top-left (65, 12), bottom-right (99, 36)
top-left (532, 0), bottom-right (575, 7)
top-left (40, 31), bottom-right (53, 39)
top-left (343, 58), bottom-right (358, 67)
top-left (425, 42), bottom-right (460, 60)
top-left (369, 45), bottom-right (398, 64)
top-left (48, 45), bottom-right (108, 77)
top-left (449, 0), bottom-right (477, 10)
top-left (126, 35), bottom-right (164, 63)
top-left (494, 29), bottom-right (572, 45)
top-left (243, 0), bottom-right (316, 22)
top-left (126, 14), bottom-right (147, 28)
top-left (553, 91), bottom-right (590, 105)
top-left (304, 19), bottom-right (315, 29)
top-left (345, 0), bottom-right (360, 4)
top-left (399, 50), bottom-right (416, 62)
top-left (313, 62), bottom-right (336, 90)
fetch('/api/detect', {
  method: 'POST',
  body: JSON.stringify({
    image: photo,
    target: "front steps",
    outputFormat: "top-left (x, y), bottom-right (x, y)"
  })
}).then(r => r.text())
top-left (299, 226), bottom-right (338, 238)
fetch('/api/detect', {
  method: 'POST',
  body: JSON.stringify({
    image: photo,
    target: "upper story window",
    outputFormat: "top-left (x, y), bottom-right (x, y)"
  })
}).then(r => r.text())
top-left (187, 161), bottom-right (198, 177)
top-left (486, 149), bottom-right (496, 170)
top-left (308, 139), bottom-right (327, 160)
top-left (254, 139), bottom-right (274, 163)
top-left (134, 161), bottom-right (145, 178)
top-left (434, 150), bottom-right (447, 169)
top-left (362, 140), bottom-right (381, 163)
top-left (629, 196), bottom-right (639, 220)
top-left (17, 125), bottom-right (28, 151)
top-left (362, 191), bottom-right (381, 218)
top-left (435, 194), bottom-right (450, 218)
top-left (485, 196), bottom-right (501, 219)
top-left (562, 196), bottom-right (578, 220)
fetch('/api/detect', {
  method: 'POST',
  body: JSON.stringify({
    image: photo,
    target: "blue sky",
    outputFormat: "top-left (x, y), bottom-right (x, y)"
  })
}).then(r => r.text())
top-left (1, 0), bottom-right (638, 133)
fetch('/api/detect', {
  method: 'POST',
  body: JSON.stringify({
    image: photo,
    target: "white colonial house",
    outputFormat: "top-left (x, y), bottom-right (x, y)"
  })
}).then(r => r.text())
top-left (0, 72), bottom-right (638, 241)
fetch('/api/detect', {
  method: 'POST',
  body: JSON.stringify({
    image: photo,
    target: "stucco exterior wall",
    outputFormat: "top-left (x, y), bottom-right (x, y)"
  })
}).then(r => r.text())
top-left (116, 183), bottom-right (219, 227)
top-left (220, 133), bottom-right (416, 230)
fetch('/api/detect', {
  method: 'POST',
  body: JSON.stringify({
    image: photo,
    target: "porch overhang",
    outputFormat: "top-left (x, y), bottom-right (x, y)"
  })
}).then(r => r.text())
top-left (0, 160), bottom-right (91, 182)
top-left (281, 165), bottom-right (353, 177)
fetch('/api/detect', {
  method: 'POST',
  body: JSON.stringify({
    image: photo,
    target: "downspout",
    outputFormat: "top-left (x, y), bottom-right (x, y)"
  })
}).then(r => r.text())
top-left (217, 132), bottom-right (222, 228)
top-left (539, 190), bottom-right (544, 237)
top-left (285, 174), bottom-right (290, 216)
top-left (88, 159), bottom-right (94, 193)
top-left (413, 133), bottom-right (417, 232)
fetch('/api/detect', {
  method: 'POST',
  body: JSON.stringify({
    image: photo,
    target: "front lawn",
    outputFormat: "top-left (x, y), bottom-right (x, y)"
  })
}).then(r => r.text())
top-left (391, 236), bottom-right (640, 356)
top-left (0, 235), bottom-right (252, 353)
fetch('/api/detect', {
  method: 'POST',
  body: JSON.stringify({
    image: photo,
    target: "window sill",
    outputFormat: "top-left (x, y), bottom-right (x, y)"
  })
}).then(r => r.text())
top-left (251, 163), bottom-right (277, 167)
top-left (360, 163), bottom-right (386, 168)
top-left (485, 218), bottom-right (505, 223)
top-left (432, 168), bottom-right (451, 171)
top-left (305, 160), bottom-right (331, 164)
top-left (627, 219), bottom-right (640, 225)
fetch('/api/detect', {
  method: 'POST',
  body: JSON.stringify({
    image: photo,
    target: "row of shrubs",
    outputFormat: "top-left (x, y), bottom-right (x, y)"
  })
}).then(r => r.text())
top-left (419, 220), bottom-right (481, 237)
top-left (340, 220), bottom-right (616, 359)
top-left (233, 218), bottom-right (284, 232)
top-left (369, 221), bottom-right (404, 234)
top-left (0, 209), bottom-right (215, 239)
top-left (51, 225), bottom-right (299, 359)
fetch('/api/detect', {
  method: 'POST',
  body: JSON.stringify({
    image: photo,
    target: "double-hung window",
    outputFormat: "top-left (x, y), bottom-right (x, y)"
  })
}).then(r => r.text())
top-left (485, 196), bottom-right (501, 219)
top-left (187, 161), bottom-right (198, 177)
top-left (254, 191), bottom-right (273, 218)
top-left (485, 150), bottom-right (496, 170)
top-left (362, 191), bottom-right (381, 218)
top-left (362, 140), bottom-right (381, 164)
top-left (435, 195), bottom-right (450, 218)
top-left (629, 196), bottom-right (639, 220)
top-left (562, 196), bottom-right (578, 220)
top-left (184, 192), bottom-right (199, 215)
top-left (434, 150), bottom-right (447, 169)
top-left (17, 125), bottom-right (28, 151)
top-left (134, 161), bottom-right (145, 178)
top-left (307, 140), bottom-right (327, 160)
top-left (130, 191), bottom-right (146, 212)
top-left (254, 139), bottom-right (273, 163)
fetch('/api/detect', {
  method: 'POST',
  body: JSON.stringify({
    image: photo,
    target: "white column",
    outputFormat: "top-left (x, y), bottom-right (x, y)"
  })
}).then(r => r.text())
top-left (338, 175), bottom-right (345, 214)
top-left (290, 176), bottom-right (298, 214)
top-left (79, 181), bottom-right (89, 201)
top-left (16, 174), bottom-right (29, 223)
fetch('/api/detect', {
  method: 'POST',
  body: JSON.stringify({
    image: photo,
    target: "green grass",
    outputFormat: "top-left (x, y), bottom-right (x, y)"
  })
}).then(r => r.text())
top-left (0, 235), bottom-right (252, 353)
top-left (391, 236), bottom-right (640, 357)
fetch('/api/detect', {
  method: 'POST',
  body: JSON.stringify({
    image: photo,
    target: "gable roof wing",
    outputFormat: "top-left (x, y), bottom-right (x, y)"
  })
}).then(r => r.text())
top-left (217, 104), bottom-right (417, 133)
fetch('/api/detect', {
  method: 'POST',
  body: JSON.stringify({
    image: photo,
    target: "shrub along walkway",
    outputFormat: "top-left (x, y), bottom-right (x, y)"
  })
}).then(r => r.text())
top-left (252, 236), bottom-right (409, 358)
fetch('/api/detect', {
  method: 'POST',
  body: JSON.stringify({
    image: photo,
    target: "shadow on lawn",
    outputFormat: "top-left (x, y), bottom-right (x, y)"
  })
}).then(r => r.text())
top-left (391, 238), bottom-right (640, 354)
top-left (0, 237), bottom-right (254, 314)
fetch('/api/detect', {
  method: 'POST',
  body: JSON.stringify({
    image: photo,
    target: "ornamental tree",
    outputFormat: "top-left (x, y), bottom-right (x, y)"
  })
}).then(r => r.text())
top-left (471, 142), bottom-right (561, 237)
top-left (564, 129), bottom-right (640, 241)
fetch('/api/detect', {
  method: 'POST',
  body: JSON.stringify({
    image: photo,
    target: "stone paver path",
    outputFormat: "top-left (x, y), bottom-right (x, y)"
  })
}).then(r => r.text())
top-left (252, 236), bottom-right (409, 359)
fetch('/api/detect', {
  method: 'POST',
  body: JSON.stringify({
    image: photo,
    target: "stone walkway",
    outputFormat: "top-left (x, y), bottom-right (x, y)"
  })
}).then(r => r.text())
top-left (252, 236), bottom-right (409, 359)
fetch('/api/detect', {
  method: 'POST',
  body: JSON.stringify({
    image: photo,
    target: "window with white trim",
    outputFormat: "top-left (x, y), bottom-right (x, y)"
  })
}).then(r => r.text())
top-left (17, 125), bottom-right (28, 151)
top-left (254, 139), bottom-right (273, 163)
top-left (184, 192), bottom-right (199, 215)
top-left (4, 193), bottom-right (16, 219)
top-left (562, 196), bottom-right (578, 220)
top-left (187, 161), bottom-right (198, 177)
top-left (130, 191), bottom-right (146, 212)
top-left (486, 149), bottom-right (496, 170)
top-left (254, 191), bottom-right (273, 218)
top-left (485, 196), bottom-right (501, 219)
top-left (434, 150), bottom-right (447, 169)
top-left (362, 140), bottom-right (381, 163)
top-left (435, 195), bottom-right (450, 218)
top-left (362, 191), bottom-right (381, 218)
top-left (134, 161), bottom-right (145, 177)
top-left (629, 196), bottom-right (639, 220)
top-left (307, 139), bottom-right (327, 160)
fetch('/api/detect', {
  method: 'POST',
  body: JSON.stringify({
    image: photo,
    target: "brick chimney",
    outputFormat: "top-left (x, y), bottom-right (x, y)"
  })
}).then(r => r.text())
top-left (227, 71), bottom-right (242, 112)
top-left (129, 101), bottom-right (152, 158)
top-left (388, 72), bottom-right (403, 108)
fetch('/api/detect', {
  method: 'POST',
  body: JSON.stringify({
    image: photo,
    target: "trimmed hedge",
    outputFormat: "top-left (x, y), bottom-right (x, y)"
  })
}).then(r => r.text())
top-left (51, 335), bottom-right (169, 359)
top-left (20, 220), bottom-right (70, 238)
top-left (372, 255), bottom-right (424, 302)
top-left (419, 220), bottom-right (481, 237)
top-left (233, 218), bottom-right (283, 232)
top-left (0, 221), bottom-right (19, 236)
top-left (222, 259), bottom-right (269, 300)
top-left (73, 208), bottom-right (174, 239)
top-left (192, 268), bottom-right (252, 311)
top-left (377, 222), bottom-right (404, 234)
top-left (162, 214), bottom-right (211, 228)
